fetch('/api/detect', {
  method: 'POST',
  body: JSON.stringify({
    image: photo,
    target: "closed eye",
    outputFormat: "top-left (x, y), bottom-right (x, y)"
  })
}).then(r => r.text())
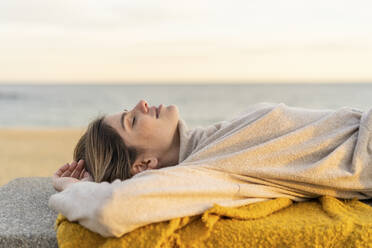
top-left (132, 116), bottom-right (135, 126)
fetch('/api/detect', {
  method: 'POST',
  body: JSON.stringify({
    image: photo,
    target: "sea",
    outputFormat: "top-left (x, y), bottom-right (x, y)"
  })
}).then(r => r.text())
top-left (0, 83), bottom-right (371, 129)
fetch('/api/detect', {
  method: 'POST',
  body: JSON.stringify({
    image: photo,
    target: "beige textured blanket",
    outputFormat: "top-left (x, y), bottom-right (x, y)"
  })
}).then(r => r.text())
top-left (49, 102), bottom-right (372, 237)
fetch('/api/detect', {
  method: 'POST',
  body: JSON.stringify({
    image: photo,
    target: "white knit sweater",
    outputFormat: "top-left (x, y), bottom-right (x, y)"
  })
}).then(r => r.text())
top-left (49, 102), bottom-right (372, 238)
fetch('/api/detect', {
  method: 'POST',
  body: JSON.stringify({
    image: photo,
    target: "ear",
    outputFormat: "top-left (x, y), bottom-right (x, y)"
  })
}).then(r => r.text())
top-left (131, 157), bottom-right (159, 175)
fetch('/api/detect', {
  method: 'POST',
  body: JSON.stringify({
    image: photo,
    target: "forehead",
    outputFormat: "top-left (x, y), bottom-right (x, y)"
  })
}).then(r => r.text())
top-left (105, 112), bottom-right (123, 129)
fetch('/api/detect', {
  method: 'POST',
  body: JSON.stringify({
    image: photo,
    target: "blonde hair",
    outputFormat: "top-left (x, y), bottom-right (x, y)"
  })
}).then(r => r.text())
top-left (73, 115), bottom-right (138, 183)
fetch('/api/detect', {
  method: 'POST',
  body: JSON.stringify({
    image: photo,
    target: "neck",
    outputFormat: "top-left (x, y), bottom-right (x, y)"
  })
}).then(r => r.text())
top-left (159, 126), bottom-right (180, 168)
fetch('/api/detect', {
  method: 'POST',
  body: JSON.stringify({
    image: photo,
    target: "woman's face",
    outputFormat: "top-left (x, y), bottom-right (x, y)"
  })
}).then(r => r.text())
top-left (103, 99), bottom-right (180, 162)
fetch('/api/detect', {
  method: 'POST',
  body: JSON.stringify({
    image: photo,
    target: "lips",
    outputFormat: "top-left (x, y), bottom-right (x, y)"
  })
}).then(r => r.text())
top-left (151, 104), bottom-right (162, 119)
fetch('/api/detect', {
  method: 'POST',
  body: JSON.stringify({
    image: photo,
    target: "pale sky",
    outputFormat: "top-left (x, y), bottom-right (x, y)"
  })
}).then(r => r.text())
top-left (0, 0), bottom-right (371, 84)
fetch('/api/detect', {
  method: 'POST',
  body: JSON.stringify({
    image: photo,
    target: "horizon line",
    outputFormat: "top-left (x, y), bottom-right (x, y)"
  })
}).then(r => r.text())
top-left (1, 81), bottom-right (372, 86)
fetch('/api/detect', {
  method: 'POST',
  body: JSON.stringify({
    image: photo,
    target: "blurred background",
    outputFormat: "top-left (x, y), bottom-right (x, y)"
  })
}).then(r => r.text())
top-left (0, 0), bottom-right (371, 185)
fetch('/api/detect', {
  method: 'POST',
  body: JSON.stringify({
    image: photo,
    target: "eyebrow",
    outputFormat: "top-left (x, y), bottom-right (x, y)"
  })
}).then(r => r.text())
top-left (120, 111), bottom-right (127, 131)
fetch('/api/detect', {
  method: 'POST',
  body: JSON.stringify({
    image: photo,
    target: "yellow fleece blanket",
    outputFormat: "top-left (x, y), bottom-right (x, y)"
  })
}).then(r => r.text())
top-left (55, 196), bottom-right (372, 248)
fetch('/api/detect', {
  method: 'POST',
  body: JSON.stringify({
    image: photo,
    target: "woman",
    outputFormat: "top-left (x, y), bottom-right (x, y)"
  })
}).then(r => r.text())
top-left (52, 100), bottom-right (181, 191)
top-left (49, 100), bottom-right (372, 238)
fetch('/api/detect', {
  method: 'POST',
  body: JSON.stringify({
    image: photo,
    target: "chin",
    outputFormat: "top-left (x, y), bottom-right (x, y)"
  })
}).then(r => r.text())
top-left (170, 105), bottom-right (179, 116)
top-left (163, 105), bottom-right (178, 120)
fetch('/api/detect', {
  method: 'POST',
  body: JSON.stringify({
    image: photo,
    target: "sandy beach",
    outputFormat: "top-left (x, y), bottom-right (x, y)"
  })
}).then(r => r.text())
top-left (0, 128), bottom-right (86, 186)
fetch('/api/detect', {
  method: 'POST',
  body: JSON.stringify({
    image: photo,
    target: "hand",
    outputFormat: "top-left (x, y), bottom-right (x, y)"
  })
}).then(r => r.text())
top-left (52, 159), bottom-right (93, 192)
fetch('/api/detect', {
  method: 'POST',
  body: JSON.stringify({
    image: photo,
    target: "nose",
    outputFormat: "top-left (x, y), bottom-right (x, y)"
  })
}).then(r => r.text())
top-left (136, 100), bottom-right (148, 113)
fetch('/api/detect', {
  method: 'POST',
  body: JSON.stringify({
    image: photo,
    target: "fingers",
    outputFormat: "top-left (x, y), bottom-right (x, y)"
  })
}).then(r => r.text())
top-left (61, 161), bottom-right (77, 177)
top-left (54, 159), bottom-right (85, 179)
top-left (54, 163), bottom-right (70, 178)
top-left (71, 160), bottom-right (85, 178)
top-left (79, 168), bottom-right (86, 179)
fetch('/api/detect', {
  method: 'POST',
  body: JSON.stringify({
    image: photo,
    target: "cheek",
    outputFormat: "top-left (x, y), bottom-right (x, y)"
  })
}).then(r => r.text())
top-left (136, 118), bottom-right (154, 139)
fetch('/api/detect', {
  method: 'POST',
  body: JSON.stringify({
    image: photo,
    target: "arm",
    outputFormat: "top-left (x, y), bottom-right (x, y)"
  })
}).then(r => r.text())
top-left (48, 165), bottom-right (249, 238)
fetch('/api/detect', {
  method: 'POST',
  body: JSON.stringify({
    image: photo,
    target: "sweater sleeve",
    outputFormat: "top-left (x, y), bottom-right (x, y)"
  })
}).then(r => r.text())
top-left (48, 164), bottom-right (264, 238)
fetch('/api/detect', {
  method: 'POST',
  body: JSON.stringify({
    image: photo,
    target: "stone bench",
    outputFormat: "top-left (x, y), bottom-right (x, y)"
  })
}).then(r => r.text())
top-left (0, 177), bottom-right (58, 247)
top-left (1, 177), bottom-right (372, 247)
